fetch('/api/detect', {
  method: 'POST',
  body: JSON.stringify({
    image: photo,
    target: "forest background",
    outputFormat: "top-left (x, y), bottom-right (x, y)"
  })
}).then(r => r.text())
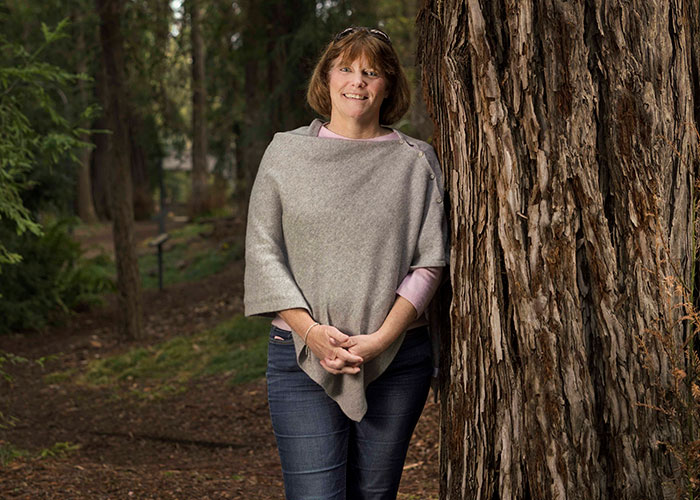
top-left (0, 0), bottom-right (431, 334)
top-left (6, 0), bottom-right (699, 498)
top-left (0, 0), bottom-right (441, 498)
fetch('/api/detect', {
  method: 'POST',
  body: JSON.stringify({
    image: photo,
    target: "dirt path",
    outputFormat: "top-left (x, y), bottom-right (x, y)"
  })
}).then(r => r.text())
top-left (0, 222), bottom-right (439, 499)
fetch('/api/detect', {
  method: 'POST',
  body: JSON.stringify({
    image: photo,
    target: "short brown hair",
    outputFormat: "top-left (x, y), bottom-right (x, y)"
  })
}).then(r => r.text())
top-left (307, 28), bottom-right (411, 125)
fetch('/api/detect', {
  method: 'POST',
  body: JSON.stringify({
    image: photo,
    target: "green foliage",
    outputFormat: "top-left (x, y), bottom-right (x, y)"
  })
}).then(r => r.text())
top-left (0, 442), bottom-right (29, 466)
top-left (0, 16), bottom-right (95, 269)
top-left (38, 441), bottom-right (81, 459)
top-left (0, 351), bottom-right (28, 383)
top-left (0, 440), bottom-right (80, 466)
top-left (0, 217), bottom-right (115, 334)
top-left (78, 314), bottom-right (270, 389)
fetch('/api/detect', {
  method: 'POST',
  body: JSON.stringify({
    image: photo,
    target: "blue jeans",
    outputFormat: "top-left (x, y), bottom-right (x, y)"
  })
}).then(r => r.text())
top-left (266, 326), bottom-right (433, 500)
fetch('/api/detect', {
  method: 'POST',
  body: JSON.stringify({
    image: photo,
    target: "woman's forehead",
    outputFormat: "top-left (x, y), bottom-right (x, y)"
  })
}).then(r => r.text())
top-left (334, 47), bottom-right (381, 68)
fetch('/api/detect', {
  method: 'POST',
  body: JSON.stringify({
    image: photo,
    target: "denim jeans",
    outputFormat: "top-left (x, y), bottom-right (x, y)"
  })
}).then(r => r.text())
top-left (266, 325), bottom-right (433, 500)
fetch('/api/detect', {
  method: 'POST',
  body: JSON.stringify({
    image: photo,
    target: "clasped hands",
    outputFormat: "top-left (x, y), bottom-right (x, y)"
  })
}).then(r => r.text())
top-left (306, 324), bottom-right (385, 375)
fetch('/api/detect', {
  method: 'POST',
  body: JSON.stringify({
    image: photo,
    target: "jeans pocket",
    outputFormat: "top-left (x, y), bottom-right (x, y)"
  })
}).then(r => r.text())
top-left (269, 326), bottom-right (295, 345)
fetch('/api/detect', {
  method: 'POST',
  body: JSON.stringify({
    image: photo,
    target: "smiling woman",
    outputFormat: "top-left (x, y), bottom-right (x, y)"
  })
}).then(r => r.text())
top-left (244, 26), bottom-right (447, 500)
top-left (327, 56), bottom-right (388, 138)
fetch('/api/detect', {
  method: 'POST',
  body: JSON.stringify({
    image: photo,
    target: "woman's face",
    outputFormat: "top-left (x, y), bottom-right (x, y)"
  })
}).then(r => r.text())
top-left (327, 54), bottom-right (388, 128)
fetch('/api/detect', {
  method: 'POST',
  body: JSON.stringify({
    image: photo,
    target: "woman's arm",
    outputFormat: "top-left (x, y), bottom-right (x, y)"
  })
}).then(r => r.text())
top-left (338, 295), bottom-right (418, 364)
top-left (338, 267), bottom-right (443, 364)
top-left (278, 308), bottom-right (363, 375)
top-left (396, 267), bottom-right (443, 317)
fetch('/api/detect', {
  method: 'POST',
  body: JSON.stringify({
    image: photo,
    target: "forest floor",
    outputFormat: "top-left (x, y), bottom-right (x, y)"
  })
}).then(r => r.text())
top-left (0, 218), bottom-right (439, 499)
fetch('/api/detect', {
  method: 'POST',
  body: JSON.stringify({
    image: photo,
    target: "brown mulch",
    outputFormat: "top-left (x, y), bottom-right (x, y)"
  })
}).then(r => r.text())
top-left (0, 220), bottom-right (439, 499)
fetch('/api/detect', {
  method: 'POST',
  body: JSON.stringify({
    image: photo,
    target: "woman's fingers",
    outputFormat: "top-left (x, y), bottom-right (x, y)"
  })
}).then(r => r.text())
top-left (321, 348), bottom-right (363, 372)
top-left (335, 347), bottom-right (362, 365)
top-left (325, 328), bottom-right (355, 348)
top-left (320, 358), bottom-right (360, 375)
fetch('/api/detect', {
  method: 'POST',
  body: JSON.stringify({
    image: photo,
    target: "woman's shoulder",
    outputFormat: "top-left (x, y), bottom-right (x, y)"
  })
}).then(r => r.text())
top-left (274, 119), bottom-right (323, 140)
top-left (394, 131), bottom-right (436, 155)
top-left (393, 130), bottom-right (442, 179)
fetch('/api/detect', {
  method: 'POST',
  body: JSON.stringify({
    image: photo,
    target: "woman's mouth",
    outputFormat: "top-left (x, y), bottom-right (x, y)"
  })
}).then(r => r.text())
top-left (343, 93), bottom-right (368, 100)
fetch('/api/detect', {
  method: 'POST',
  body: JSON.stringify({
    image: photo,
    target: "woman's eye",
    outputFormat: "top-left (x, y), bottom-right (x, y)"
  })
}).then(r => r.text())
top-left (365, 70), bottom-right (379, 77)
top-left (339, 67), bottom-right (350, 72)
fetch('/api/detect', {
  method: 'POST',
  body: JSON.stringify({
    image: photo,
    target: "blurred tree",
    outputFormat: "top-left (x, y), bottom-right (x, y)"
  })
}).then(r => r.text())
top-left (187, 0), bottom-right (210, 216)
top-left (233, 0), bottom-right (384, 212)
top-left (95, 0), bottom-right (143, 339)
top-left (73, 8), bottom-right (98, 223)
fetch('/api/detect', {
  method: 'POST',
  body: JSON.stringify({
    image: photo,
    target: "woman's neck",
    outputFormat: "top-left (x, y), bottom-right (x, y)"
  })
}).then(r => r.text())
top-left (325, 120), bottom-right (389, 139)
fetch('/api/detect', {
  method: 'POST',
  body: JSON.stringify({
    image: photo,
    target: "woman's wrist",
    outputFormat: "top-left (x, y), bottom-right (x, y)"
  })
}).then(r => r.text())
top-left (369, 328), bottom-right (395, 352)
top-left (278, 309), bottom-right (312, 331)
top-left (303, 322), bottom-right (320, 345)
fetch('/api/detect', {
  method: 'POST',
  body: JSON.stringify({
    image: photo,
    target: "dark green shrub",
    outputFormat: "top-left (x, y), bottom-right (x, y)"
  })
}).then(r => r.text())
top-left (0, 217), bottom-right (114, 333)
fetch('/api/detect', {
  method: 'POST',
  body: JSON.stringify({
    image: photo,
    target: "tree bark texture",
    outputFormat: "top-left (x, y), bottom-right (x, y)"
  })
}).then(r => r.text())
top-left (96, 0), bottom-right (144, 340)
top-left (418, 1), bottom-right (699, 498)
top-left (188, 0), bottom-right (210, 217)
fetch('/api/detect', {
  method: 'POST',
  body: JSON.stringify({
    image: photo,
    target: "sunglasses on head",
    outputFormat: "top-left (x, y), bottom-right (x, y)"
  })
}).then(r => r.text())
top-left (334, 27), bottom-right (392, 44)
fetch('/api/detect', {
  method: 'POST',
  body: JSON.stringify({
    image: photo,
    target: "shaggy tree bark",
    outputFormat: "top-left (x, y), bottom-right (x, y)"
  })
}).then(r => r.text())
top-left (96, 0), bottom-right (144, 340)
top-left (418, 1), bottom-right (699, 498)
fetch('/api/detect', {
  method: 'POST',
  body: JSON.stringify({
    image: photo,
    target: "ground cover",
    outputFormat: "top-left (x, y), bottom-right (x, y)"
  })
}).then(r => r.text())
top-left (0, 219), bottom-right (439, 499)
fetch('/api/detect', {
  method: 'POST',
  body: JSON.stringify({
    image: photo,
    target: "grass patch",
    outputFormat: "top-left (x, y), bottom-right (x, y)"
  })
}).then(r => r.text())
top-left (86, 222), bottom-right (243, 291)
top-left (139, 223), bottom-right (243, 289)
top-left (0, 441), bottom-right (81, 466)
top-left (43, 369), bottom-right (76, 384)
top-left (0, 442), bottom-right (29, 465)
top-left (168, 222), bottom-right (214, 240)
top-left (39, 441), bottom-right (81, 459)
top-left (80, 314), bottom-right (270, 389)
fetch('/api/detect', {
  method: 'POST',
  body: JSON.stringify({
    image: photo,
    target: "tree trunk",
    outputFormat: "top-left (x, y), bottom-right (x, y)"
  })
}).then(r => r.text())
top-left (128, 112), bottom-right (155, 221)
top-left (188, 0), bottom-right (210, 217)
top-left (418, 1), bottom-right (699, 498)
top-left (91, 60), bottom-right (111, 221)
top-left (235, 0), bottom-right (318, 217)
top-left (96, 0), bottom-right (144, 340)
top-left (74, 13), bottom-right (97, 224)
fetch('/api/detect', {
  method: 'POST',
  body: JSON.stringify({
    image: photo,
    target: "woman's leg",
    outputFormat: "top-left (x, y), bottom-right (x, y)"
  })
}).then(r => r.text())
top-left (346, 327), bottom-right (433, 500)
top-left (266, 326), bottom-right (350, 500)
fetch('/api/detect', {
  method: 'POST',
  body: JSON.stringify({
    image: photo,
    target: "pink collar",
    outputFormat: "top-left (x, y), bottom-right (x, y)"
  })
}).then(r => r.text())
top-left (318, 124), bottom-right (399, 142)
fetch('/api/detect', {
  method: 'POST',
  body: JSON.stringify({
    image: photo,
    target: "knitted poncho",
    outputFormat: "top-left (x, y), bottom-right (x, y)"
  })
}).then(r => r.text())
top-left (244, 119), bottom-right (446, 421)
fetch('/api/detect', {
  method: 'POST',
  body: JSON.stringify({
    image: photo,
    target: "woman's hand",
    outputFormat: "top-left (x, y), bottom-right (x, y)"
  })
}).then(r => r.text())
top-left (306, 324), bottom-right (363, 375)
top-left (332, 333), bottom-right (387, 365)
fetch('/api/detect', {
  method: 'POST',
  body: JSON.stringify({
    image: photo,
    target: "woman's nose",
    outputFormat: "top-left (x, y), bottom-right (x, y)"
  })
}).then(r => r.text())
top-left (350, 73), bottom-right (366, 87)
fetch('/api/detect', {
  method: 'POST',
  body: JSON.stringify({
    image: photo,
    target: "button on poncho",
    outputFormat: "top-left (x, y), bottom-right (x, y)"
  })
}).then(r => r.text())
top-left (244, 119), bottom-right (447, 421)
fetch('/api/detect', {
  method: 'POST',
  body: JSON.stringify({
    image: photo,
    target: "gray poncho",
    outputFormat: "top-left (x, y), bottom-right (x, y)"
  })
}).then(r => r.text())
top-left (244, 119), bottom-right (446, 421)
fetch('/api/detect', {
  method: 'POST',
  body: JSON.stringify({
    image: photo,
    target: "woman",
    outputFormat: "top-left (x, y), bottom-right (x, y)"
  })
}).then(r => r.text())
top-left (244, 26), bottom-right (447, 500)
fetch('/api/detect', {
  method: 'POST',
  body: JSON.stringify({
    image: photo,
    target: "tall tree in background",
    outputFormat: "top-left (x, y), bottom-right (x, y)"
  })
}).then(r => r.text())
top-left (419, 1), bottom-right (699, 498)
top-left (188, 0), bottom-right (210, 216)
top-left (73, 9), bottom-right (98, 223)
top-left (234, 0), bottom-right (379, 210)
top-left (96, 0), bottom-right (143, 340)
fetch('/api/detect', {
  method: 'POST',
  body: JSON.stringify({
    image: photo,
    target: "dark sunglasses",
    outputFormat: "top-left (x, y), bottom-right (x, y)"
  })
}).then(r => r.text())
top-left (334, 27), bottom-right (392, 45)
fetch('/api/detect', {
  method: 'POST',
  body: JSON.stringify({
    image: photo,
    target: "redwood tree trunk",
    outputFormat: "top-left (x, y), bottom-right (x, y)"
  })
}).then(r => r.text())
top-left (418, 1), bottom-right (699, 498)
top-left (188, 0), bottom-right (210, 217)
top-left (96, 0), bottom-right (144, 340)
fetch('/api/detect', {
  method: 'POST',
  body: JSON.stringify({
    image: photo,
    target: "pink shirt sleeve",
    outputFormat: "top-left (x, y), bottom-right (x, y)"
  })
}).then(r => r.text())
top-left (396, 267), bottom-right (443, 317)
